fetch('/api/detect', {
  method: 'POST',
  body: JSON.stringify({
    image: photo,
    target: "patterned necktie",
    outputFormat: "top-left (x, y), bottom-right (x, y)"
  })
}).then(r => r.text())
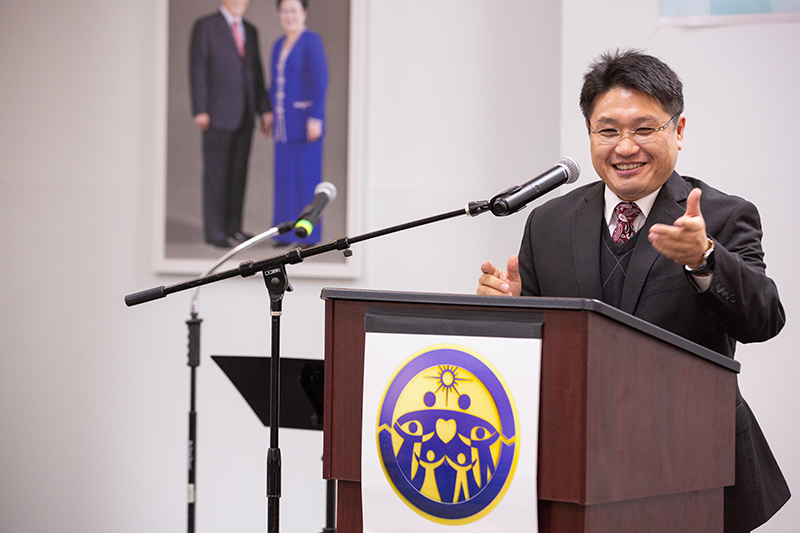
top-left (232, 20), bottom-right (245, 57)
top-left (612, 202), bottom-right (642, 243)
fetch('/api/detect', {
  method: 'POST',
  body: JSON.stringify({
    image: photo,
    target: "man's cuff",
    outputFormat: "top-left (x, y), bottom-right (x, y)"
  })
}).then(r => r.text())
top-left (690, 272), bottom-right (713, 292)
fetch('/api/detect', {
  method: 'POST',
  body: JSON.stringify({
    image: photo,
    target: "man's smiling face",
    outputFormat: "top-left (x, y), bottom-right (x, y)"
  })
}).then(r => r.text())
top-left (587, 86), bottom-right (685, 202)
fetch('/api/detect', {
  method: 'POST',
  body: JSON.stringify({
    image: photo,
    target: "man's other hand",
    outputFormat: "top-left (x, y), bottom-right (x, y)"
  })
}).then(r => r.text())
top-left (194, 113), bottom-right (210, 131)
top-left (477, 255), bottom-right (522, 297)
top-left (261, 112), bottom-right (274, 138)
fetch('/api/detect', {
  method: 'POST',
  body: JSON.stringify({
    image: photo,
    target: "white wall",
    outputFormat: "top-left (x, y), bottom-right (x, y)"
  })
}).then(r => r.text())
top-left (0, 1), bottom-right (559, 531)
top-left (561, 2), bottom-right (800, 531)
top-left (1, 0), bottom-right (797, 531)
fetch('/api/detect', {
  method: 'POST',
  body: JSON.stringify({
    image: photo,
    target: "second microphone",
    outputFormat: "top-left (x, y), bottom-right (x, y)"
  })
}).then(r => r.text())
top-left (293, 181), bottom-right (338, 238)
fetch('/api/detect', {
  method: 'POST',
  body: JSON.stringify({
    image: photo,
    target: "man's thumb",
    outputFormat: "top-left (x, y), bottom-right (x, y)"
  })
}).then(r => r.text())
top-left (506, 255), bottom-right (521, 281)
top-left (685, 188), bottom-right (702, 218)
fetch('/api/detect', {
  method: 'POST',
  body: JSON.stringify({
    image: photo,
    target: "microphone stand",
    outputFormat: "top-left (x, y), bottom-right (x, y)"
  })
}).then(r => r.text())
top-left (185, 221), bottom-right (295, 533)
top-left (126, 199), bottom-right (493, 533)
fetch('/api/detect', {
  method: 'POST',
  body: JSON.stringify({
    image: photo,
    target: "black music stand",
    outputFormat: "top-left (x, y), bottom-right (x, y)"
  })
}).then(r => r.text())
top-left (212, 356), bottom-right (334, 532)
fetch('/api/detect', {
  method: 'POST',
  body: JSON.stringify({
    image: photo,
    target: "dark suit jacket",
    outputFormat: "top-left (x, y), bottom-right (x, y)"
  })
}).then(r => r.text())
top-left (517, 171), bottom-right (789, 532)
top-left (190, 12), bottom-right (271, 131)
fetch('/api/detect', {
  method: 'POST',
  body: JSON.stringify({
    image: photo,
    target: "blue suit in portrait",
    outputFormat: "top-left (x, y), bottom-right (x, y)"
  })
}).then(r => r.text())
top-left (269, 30), bottom-right (329, 245)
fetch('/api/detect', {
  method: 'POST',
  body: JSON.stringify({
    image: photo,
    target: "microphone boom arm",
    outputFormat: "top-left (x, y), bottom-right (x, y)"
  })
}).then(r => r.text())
top-left (125, 201), bottom-right (492, 307)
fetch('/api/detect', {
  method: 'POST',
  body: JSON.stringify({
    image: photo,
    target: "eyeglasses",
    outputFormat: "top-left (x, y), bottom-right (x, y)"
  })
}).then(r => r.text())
top-left (280, 6), bottom-right (304, 15)
top-left (587, 114), bottom-right (679, 145)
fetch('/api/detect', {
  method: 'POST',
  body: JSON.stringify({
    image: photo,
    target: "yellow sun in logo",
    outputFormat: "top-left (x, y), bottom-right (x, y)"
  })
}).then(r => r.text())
top-left (426, 365), bottom-right (471, 406)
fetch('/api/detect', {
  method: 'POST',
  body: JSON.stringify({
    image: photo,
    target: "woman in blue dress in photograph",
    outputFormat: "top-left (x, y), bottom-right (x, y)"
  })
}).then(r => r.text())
top-left (270, 0), bottom-right (329, 245)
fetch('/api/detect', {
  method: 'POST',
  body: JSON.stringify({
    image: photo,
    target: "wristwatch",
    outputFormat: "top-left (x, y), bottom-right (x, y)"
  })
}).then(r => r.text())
top-left (685, 238), bottom-right (715, 277)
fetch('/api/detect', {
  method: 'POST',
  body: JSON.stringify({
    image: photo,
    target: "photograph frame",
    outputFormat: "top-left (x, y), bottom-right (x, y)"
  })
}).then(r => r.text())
top-left (151, 0), bottom-right (365, 279)
top-left (659, 0), bottom-right (800, 27)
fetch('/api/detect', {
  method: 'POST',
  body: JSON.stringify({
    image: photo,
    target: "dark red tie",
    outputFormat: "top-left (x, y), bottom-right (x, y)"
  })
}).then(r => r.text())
top-left (612, 202), bottom-right (641, 243)
top-left (232, 20), bottom-right (245, 57)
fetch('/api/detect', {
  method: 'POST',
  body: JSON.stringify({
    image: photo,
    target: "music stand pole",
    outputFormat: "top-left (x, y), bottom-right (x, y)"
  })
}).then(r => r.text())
top-left (323, 478), bottom-right (336, 533)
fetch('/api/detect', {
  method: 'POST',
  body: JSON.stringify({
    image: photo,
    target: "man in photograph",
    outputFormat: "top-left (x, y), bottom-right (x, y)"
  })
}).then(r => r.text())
top-left (190, 0), bottom-right (273, 248)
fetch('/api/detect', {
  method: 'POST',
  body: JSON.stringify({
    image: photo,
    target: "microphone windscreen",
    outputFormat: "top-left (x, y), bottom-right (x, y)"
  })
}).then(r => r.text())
top-left (314, 181), bottom-right (338, 201)
top-left (557, 157), bottom-right (581, 184)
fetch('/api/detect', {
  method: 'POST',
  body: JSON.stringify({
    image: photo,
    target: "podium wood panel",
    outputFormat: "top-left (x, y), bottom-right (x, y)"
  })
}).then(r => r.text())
top-left (539, 488), bottom-right (722, 533)
top-left (540, 311), bottom-right (734, 504)
top-left (322, 290), bottom-right (736, 532)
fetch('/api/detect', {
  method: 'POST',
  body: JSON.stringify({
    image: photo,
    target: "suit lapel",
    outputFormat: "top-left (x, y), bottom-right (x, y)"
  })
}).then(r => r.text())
top-left (214, 12), bottom-right (241, 58)
top-left (243, 22), bottom-right (255, 60)
top-left (618, 172), bottom-right (689, 314)
top-left (573, 184), bottom-right (604, 300)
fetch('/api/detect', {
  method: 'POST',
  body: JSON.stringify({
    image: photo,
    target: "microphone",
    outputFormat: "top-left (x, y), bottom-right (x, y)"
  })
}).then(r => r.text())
top-left (490, 157), bottom-right (580, 216)
top-left (294, 181), bottom-right (338, 238)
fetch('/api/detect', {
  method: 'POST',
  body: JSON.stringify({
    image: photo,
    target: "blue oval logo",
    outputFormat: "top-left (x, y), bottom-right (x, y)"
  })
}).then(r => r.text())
top-left (375, 344), bottom-right (520, 524)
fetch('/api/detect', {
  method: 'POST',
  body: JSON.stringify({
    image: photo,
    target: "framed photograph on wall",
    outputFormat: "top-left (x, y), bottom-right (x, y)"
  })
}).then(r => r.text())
top-left (152, 0), bottom-right (364, 278)
top-left (660, 0), bottom-right (800, 27)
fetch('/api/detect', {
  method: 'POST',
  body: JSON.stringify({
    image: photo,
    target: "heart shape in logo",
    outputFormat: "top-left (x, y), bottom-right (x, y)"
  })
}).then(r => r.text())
top-left (436, 418), bottom-right (457, 444)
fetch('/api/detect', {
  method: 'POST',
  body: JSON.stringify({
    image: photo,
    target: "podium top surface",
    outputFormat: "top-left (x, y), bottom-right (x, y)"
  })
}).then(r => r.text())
top-left (320, 288), bottom-right (739, 373)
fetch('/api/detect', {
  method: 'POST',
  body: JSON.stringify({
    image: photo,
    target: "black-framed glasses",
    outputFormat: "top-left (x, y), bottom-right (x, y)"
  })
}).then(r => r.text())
top-left (587, 114), bottom-right (679, 145)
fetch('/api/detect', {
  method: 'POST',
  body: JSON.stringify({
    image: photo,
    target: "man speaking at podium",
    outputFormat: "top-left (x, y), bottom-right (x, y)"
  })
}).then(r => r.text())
top-left (477, 50), bottom-right (789, 532)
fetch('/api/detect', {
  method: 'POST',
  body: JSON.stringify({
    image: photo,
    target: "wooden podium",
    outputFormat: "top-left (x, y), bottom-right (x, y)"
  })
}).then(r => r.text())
top-left (321, 288), bottom-right (739, 533)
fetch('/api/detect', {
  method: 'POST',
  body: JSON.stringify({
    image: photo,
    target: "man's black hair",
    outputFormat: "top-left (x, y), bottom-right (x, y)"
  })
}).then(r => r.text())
top-left (580, 49), bottom-right (684, 122)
